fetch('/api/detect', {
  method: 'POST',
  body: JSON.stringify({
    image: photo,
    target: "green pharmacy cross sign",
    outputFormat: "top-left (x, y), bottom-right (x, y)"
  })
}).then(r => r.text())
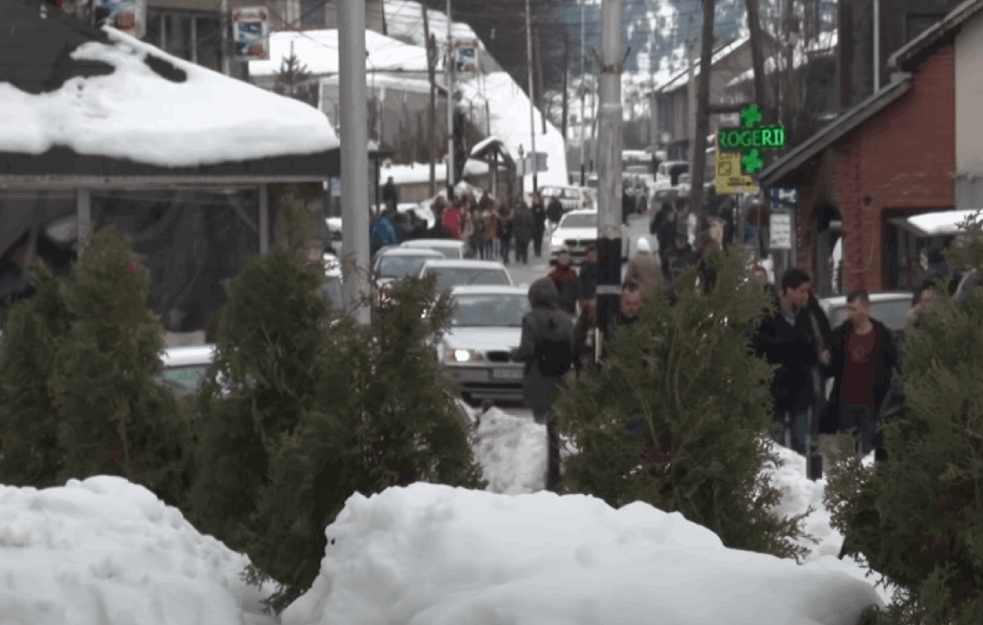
top-left (716, 103), bottom-right (787, 175)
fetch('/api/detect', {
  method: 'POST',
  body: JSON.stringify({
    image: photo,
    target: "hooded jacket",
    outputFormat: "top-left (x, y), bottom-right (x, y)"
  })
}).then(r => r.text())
top-left (516, 278), bottom-right (576, 409)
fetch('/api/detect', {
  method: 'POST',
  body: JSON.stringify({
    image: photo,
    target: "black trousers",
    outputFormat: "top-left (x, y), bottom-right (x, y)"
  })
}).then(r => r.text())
top-left (533, 231), bottom-right (544, 256)
top-left (840, 404), bottom-right (877, 458)
top-left (515, 237), bottom-right (530, 264)
top-left (534, 406), bottom-right (562, 493)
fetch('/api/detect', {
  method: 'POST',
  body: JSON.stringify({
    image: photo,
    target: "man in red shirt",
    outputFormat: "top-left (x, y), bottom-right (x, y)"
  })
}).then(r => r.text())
top-left (828, 290), bottom-right (898, 458)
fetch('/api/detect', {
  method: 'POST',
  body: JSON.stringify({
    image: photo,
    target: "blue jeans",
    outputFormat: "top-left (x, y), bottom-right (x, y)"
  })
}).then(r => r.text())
top-left (774, 406), bottom-right (811, 455)
top-left (840, 404), bottom-right (876, 457)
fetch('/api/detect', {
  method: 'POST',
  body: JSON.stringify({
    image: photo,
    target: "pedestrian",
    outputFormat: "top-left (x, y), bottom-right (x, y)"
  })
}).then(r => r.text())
top-left (624, 237), bottom-right (662, 295)
top-left (667, 232), bottom-right (699, 284)
top-left (546, 195), bottom-right (564, 237)
top-left (470, 207), bottom-right (487, 259)
top-left (622, 189), bottom-right (633, 226)
top-left (826, 290), bottom-right (898, 459)
top-left (498, 202), bottom-right (514, 264)
top-left (573, 295), bottom-right (598, 372)
top-left (512, 200), bottom-right (534, 264)
top-left (461, 207), bottom-right (476, 252)
top-left (370, 205), bottom-right (401, 256)
top-left (382, 176), bottom-right (399, 212)
top-left (512, 277), bottom-right (576, 493)
top-left (406, 210), bottom-right (427, 240)
top-left (616, 280), bottom-right (644, 327)
top-left (442, 200), bottom-right (463, 241)
top-left (578, 243), bottom-right (599, 301)
top-left (548, 248), bottom-right (580, 317)
top-left (532, 196), bottom-right (547, 257)
top-left (753, 268), bottom-right (831, 455)
top-left (652, 204), bottom-right (677, 281)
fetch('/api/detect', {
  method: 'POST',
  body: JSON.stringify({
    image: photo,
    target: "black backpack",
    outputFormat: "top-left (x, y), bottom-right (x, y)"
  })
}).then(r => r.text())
top-left (536, 315), bottom-right (573, 377)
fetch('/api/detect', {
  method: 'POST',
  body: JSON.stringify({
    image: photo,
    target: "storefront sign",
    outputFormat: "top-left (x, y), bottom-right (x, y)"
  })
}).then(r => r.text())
top-left (769, 213), bottom-right (792, 250)
top-left (714, 151), bottom-right (757, 195)
top-left (716, 103), bottom-right (787, 176)
top-left (93, 0), bottom-right (146, 38)
top-left (232, 7), bottom-right (270, 61)
top-left (454, 39), bottom-right (479, 75)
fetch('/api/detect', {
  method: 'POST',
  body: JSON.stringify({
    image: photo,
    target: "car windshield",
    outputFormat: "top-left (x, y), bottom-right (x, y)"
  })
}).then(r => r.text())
top-left (426, 267), bottom-right (511, 291)
top-left (319, 277), bottom-right (344, 310)
top-left (158, 365), bottom-right (210, 395)
top-left (829, 298), bottom-right (912, 332)
top-left (378, 255), bottom-right (434, 278)
top-left (560, 214), bottom-right (597, 228)
top-left (451, 294), bottom-right (530, 327)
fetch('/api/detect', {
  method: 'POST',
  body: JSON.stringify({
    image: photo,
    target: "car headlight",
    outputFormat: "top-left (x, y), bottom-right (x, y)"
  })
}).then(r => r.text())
top-left (445, 348), bottom-right (482, 363)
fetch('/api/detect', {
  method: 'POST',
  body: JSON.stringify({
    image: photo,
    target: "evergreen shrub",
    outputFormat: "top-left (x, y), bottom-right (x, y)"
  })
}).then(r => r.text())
top-left (556, 246), bottom-right (812, 561)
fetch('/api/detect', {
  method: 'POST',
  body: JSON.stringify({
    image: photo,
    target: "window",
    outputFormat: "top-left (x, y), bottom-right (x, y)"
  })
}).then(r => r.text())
top-left (906, 13), bottom-right (946, 43)
top-left (146, 9), bottom-right (223, 72)
top-left (301, 0), bottom-right (326, 27)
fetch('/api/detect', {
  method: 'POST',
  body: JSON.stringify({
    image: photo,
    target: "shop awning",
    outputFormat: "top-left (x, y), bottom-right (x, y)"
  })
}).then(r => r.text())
top-left (896, 209), bottom-right (980, 237)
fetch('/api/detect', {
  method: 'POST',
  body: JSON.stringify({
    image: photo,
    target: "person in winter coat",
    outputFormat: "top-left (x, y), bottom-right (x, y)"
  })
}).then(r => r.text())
top-left (616, 280), bottom-right (643, 327)
top-left (469, 207), bottom-right (488, 258)
top-left (753, 268), bottom-right (832, 455)
top-left (442, 201), bottom-right (463, 240)
top-left (826, 290), bottom-right (898, 459)
top-left (666, 233), bottom-right (700, 284)
top-left (512, 201), bottom-right (535, 264)
top-left (532, 197), bottom-right (547, 257)
top-left (548, 249), bottom-right (580, 316)
top-left (622, 189), bottom-right (634, 225)
top-left (573, 296), bottom-right (598, 372)
top-left (546, 195), bottom-right (564, 236)
top-left (624, 238), bottom-right (662, 295)
top-left (370, 206), bottom-right (402, 256)
top-left (578, 244), bottom-right (599, 300)
top-left (498, 203), bottom-right (514, 264)
top-left (512, 277), bottom-right (576, 493)
top-left (382, 177), bottom-right (399, 211)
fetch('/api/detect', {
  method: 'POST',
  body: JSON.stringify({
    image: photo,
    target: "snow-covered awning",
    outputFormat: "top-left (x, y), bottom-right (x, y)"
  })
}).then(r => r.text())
top-left (0, 27), bottom-right (338, 170)
top-left (902, 209), bottom-right (979, 237)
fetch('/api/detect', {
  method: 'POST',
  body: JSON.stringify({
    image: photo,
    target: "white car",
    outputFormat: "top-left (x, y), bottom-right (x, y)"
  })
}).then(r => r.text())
top-left (400, 238), bottom-right (476, 259)
top-left (438, 285), bottom-right (531, 404)
top-left (818, 292), bottom-right (913, 333)
top-left (536, 185), bottom-right (597, 213)
top-left (158, 344), bottom-right (216, 397)
top-left (651, 160), bottom-right (690, 205)
top-left (417, 259), bottom-right (514, 294)
top-left (548, 210), bottom-right (630, 265)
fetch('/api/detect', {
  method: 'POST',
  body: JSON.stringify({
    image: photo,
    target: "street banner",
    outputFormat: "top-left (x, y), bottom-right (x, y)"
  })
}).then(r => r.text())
top-left (93, 0), bottom-right (146, 38)
top-left (769, 213), bottom-right (792, 250)
top-left (233, 6), bottom-right (270, 61)
top-left (715, 151), bottom-right (757, 195)
top-left (454, 39), bottom-right (479, 75)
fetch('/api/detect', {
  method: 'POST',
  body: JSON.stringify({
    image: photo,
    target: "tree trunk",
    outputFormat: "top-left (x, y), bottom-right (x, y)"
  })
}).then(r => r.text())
top-left (688, 0), bottom-right (717, 244)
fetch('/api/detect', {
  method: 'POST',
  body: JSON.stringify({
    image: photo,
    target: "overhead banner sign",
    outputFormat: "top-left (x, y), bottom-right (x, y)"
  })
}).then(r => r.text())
top-left (233, 7), bottom-right (270, 61)
top-left (715, 151), bottom-right (757, 195)
top-left (93, 0), bottom-right (146, 38)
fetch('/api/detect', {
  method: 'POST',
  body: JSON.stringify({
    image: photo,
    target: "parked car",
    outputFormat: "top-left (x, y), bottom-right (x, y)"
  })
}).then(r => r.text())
top-left (548, 209), bottom-right (630, 265)
top-left (158, 344), bottom-right (216, 398)
top-left (651, 160), bottom-right (690, 205)
top-left (536, 185), bottom-right (597, 213)
top-left (818, 291), bottom-right (914, 333)
top-left (400, 238), bottom-right (476, 259)
top-left (437, 285), bottom-right (530, 404)
top-left (417, 259), bottom-right (513, 295)
top-left (371, 247), bottom-right (443, 312)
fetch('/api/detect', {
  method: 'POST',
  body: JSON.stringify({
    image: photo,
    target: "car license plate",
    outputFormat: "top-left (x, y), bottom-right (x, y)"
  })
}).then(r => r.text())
top-left (492, 368), bottom-right (523, 380)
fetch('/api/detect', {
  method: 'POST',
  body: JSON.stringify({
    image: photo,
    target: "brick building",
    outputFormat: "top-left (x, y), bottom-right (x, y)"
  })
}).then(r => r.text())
top-left (758, 0), bottom-right (983, 295)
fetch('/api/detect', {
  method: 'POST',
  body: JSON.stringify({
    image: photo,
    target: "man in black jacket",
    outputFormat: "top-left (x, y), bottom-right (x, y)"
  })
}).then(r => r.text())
top-left (753, 269), bottom-right (831, 455)
top-left (827, 290), bottom-right (898, 458)
top-left (531, 196), bottom-right (547, 258)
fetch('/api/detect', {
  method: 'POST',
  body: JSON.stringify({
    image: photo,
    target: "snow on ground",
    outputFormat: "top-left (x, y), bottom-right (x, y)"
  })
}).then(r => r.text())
top-left (281, 481), bottom-right (883, 625)
top-left (459, 72), bottom-right (569, 188)
top-left (0, 476), bottom-right (277, 625)
top-left (0, 27), bottom-right (337, 166)
top-left (249, 29), bottom-right (430, 77)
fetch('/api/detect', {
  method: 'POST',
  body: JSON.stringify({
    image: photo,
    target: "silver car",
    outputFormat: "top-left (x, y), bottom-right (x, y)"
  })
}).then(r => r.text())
top-left (438, 285), bottom-right (531, 404)
top-left (158, 344), bottom-right (216, 397)
top-left (417, 259), bottom-right (514, 294)
top-left (372, 247), bottom-right (444, 311)
top-left (400, 238), bottom-right (476, 259)
top-left (818, 291), bottom-right (913, 333)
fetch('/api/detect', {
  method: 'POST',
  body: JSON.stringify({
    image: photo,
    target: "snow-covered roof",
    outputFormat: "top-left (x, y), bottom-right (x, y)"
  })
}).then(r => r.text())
top-left (384, 0), bottom-right (482, 48)
top-left (655, 36), bottom-right (751, 93)
top-left (249, 29), bottom-right (430, 77)
top-left (0, 27), bottom-right (338, 167)
top-left (905, 209), bottom-right (979, 236)
top-left (470, 135), bottom-right (511, 159)
top-left (726, 32), bottom-right (838, 89)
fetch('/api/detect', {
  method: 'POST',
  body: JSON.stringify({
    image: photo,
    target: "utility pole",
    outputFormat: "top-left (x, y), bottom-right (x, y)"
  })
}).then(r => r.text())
top-left (536, 30), bottom-right (547, 135)
top-left (596, 0), bottom-right (624, 350)
top-left (525, 0), bottom-right (538, 194)
top-left (686, 18), bottom-right (696, 181)
top-left (580, 0), bottom-right (587, 186)
top-left (422, 5), bottom-right (437, 197)
top-left (446, 0), bottom-right (455, 200)
top-left (873, 0), bottom-right (880, 92)
top-left (221, 0), bottom-right (230, 76)
top-left (338, 0), bottom-right (371, 325)
top-left (687, 0), bottom-right (716, 245)
top-left (562, 36), bottom-right (570, 141)
top-left (744, 0), bottom-right (767, 116)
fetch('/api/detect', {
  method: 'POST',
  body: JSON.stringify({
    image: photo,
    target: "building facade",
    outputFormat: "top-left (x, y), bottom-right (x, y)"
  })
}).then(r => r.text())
top-left (954, 6), bottom-right (983, 208)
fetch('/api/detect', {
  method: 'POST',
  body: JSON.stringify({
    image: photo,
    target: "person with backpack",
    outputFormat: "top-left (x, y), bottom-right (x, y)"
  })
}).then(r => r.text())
top-left (512, 277), bottom-right (576, 493)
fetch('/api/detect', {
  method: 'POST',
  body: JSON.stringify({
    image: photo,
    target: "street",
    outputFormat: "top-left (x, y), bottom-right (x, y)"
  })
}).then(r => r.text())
top-left (490, 211), bottom-right (652, 420)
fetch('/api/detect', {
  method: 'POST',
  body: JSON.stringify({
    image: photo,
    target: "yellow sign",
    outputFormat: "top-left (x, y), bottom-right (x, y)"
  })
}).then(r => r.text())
top-left (715, 151), bottom-right (758, 195)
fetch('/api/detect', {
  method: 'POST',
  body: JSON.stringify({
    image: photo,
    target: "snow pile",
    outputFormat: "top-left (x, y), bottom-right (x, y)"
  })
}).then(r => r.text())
top-left (0, 476), bottom-right (277, 625)
top-left (0, 28), bottom-right (338, 167)
top-left (249, 29), bottom-right (430, 77)
top-left (458, 72), bottom-right (569, 188)
top-left (281, 481), bottom-right (884, 625)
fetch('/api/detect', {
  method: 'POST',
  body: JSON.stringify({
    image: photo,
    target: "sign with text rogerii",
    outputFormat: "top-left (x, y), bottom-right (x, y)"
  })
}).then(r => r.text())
top-left (769, 213), bottom-right (792, 250)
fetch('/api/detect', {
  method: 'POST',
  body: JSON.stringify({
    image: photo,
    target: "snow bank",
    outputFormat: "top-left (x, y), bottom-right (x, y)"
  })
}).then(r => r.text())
top-left (0, 28), bottom-right (338, 167)
top-left (281, 482), bottom-right (884, 625)
top-left (0, 475), bottom-right (276, 625)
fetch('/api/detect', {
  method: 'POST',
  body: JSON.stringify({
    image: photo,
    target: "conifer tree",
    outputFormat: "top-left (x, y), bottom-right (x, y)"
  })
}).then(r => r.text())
top-left (825, 212), bottom-right (983, 625)
top-left (191, 190), bottom-right (482, 612)
top-left (556, 247), bottom-right (812, 561)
